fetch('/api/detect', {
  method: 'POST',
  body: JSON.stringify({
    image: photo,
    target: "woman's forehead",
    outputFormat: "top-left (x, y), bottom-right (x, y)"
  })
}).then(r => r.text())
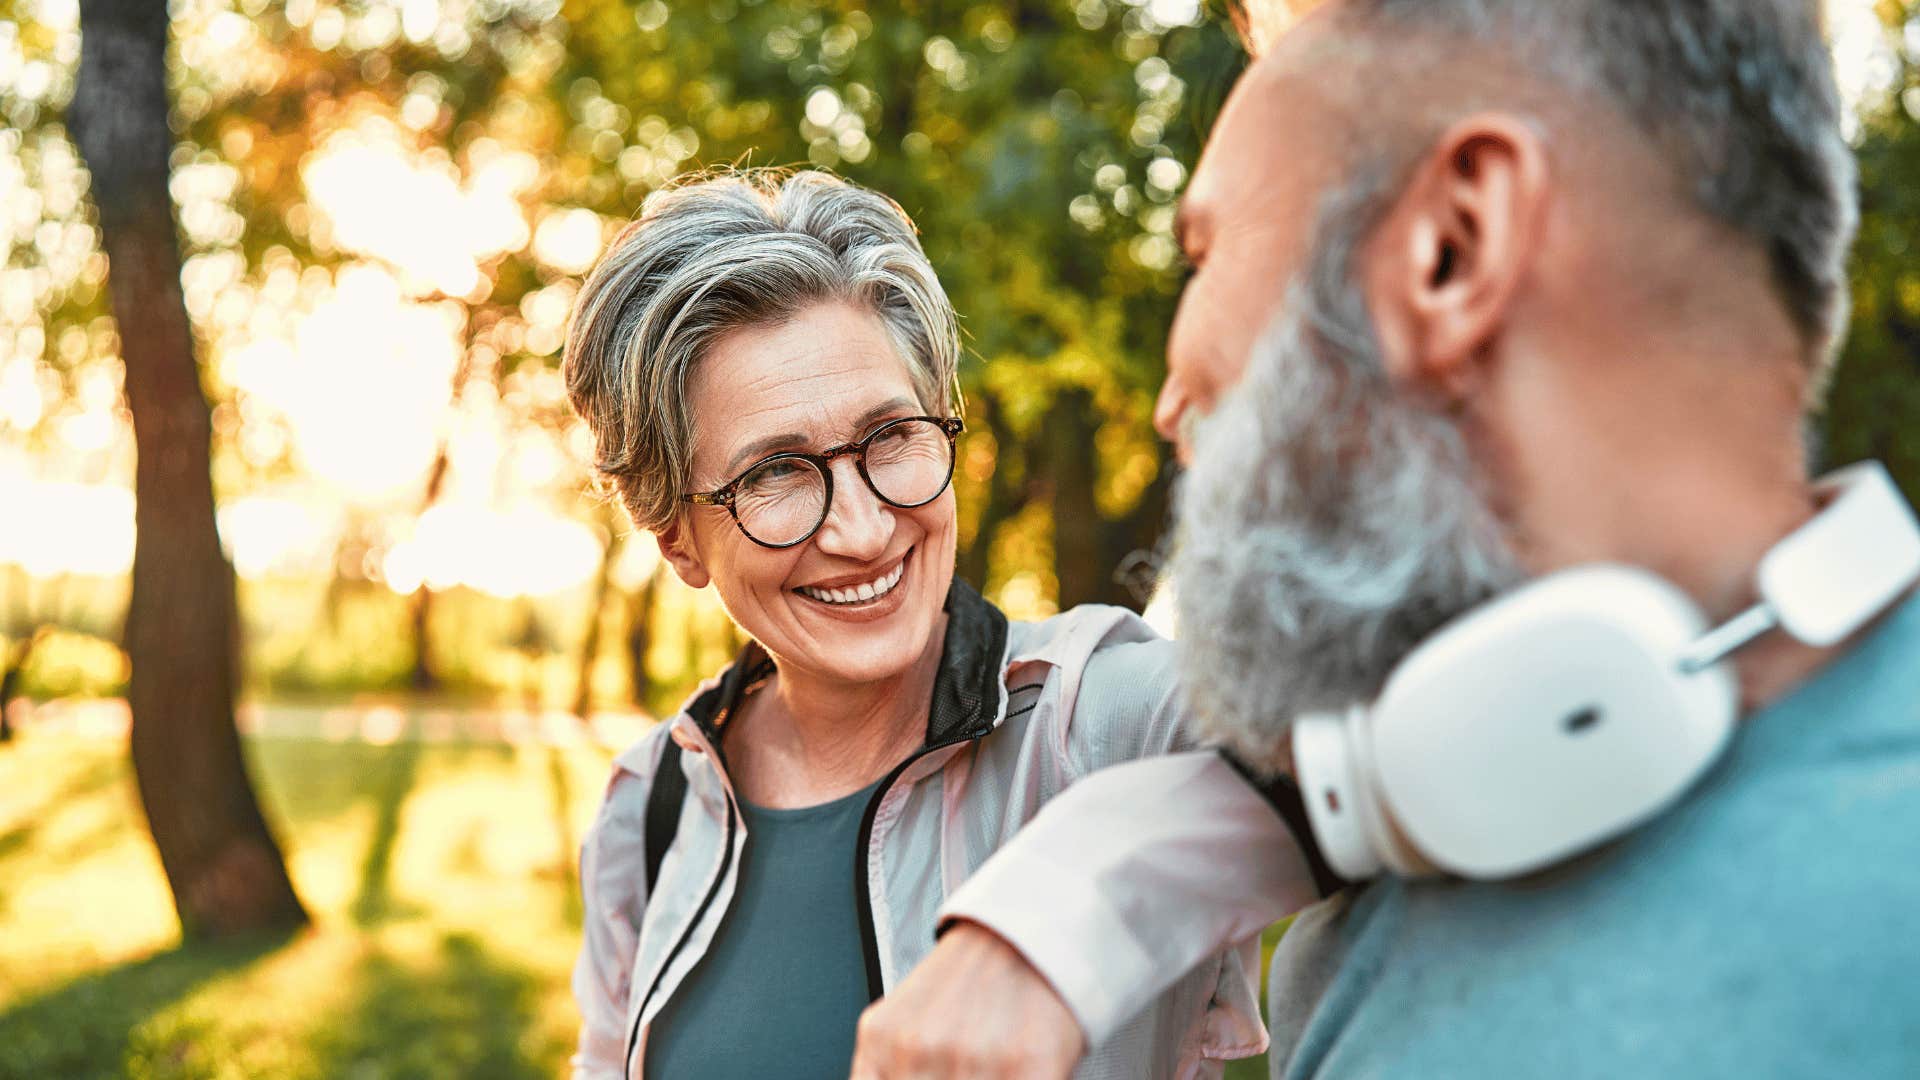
top-left (690, 302), bottom-right (922, 474)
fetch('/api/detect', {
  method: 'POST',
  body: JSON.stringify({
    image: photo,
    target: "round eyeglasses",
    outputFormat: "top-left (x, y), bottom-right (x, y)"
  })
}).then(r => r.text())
top-left (683, 416), bottom-right (964, 549)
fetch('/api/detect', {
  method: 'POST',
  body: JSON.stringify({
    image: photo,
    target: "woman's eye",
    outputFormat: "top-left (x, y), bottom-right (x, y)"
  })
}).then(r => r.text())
top-left (744, 459), bottom-right (807, 490)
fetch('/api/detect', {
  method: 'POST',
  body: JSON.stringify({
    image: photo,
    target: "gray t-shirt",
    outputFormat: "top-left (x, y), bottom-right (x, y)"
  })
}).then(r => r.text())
top-left (1267, 591), bottom-right (1920, 1078)
top-left (645, 778), bottom-right (882, 1080)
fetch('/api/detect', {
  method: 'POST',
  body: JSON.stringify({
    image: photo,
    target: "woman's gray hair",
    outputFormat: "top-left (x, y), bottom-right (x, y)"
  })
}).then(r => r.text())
top-left (564, 168), bottom-right (962, 532)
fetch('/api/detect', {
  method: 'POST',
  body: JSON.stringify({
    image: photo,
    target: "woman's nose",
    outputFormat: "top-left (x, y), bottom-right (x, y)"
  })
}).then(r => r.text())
top-left (812, 455), bottom-right (894, 559)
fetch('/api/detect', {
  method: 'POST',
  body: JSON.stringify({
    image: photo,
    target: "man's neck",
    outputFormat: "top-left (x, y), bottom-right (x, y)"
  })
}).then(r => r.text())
top-left (1562, 471), bottom-right (1840, 714)
top-left (1495, 310), bottom-right (1840, 710)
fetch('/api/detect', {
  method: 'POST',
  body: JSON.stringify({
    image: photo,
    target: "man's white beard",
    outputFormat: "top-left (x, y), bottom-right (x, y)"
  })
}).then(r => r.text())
top-left (1170, 215), bottom-right (1521, 773)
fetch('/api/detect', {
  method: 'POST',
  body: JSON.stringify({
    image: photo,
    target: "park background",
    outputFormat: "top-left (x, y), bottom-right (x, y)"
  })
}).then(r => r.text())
top-left (2, 1), bottom-right (1918, 1076)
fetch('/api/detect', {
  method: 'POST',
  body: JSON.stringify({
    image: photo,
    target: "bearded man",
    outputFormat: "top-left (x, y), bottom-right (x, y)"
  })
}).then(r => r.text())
top-left (851, 1), bottom-right (1920, 1077)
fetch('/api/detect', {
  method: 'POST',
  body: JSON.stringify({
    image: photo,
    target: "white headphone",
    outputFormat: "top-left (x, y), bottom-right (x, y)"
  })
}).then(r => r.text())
top-left (1292, 460), bottom-right (1920, 881)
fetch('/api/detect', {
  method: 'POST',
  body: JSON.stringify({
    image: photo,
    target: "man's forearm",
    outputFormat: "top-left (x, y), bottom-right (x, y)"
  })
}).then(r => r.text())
top-left (937, 750), bottom-right (1322, 1044)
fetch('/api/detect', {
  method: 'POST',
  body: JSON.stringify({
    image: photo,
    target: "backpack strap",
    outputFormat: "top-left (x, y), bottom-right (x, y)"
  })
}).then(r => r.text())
top-left (640, 646), bottom-right (772, 899)
top-left (644, 739), bottom-right (687, 898)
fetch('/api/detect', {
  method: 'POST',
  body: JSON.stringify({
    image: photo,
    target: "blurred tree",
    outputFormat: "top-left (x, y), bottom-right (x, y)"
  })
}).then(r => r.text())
top-left (8, 0), bottom-right (1919, 718)
top-left (0, 626), bottom-right (53, 742)
top-left (1824, 0), bottom-right (1920, 500)
top-left (68, 0), bottom-right (306, 935)
top-left (552, 0), bottom-right (1246, 608)
top-left (625, 561), bottom-right (665, 708)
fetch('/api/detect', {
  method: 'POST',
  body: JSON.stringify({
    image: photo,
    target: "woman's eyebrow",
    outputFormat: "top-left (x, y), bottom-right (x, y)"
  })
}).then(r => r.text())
top-left (722, 396), bottom-right (921, 474)
top-left (852, 397), bottom-right (921, 434)
top-left (725, 431), bottom-right (811, 475)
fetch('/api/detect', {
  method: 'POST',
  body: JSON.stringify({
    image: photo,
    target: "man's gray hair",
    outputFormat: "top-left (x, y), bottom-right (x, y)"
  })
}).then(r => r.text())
top-left (564, 168), bottom-right (962, 532)
top-left (1331, 0), bottom-right (1858, 368)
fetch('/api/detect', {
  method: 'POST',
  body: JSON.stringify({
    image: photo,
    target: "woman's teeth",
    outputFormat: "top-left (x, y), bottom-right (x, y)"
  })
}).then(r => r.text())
top-left (798, 560), bottom-right (906, 605)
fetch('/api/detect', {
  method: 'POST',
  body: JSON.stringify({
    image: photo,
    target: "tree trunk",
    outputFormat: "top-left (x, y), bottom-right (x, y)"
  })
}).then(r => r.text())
top-left (70, 0), bottom-right (306, 937)
top-left (1101, 455), bottom-right (1171, 611)
top-left (406, 447), bottom-right (453, 691)
top-left (571, 530), bottom-right (620, 722)
top-left (625, 564), bottom-right (661, 712)
top-left (405, 330), bottom-right (486, 692)
top-left (406, 581), bottom-right (437, 690)
top-left (956, 390), bottom-right (1032, 592)
top-left (1048, 390), bottom-right (1108, 608)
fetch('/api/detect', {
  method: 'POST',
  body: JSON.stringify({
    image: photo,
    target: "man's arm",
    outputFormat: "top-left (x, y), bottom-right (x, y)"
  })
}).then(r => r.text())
top-left (852, 751), bottom-right (1323, 1077)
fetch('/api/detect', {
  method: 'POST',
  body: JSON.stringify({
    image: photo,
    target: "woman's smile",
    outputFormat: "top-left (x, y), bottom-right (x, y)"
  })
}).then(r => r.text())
top-left (794, 549), bottom-right (913, 611)
top-left (791, 545), bottom-right (917, 622)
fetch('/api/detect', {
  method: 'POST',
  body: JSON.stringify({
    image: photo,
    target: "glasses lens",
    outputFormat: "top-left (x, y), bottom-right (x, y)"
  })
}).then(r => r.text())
top-left (864, 419), bottom-right (954, 508)
top-left (733, 457), bottom-right (828, 546)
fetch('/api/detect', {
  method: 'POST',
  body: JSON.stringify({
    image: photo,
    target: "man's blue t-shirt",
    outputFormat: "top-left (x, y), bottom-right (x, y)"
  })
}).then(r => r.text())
top-left (1269, 591), bottom-right (1920, 1078)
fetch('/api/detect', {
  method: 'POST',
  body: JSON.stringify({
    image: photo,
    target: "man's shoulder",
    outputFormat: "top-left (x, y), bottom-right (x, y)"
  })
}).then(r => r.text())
top-left (1004, 604), bottom-right (1178, 717)
top-left (1006, 601), bottom-right (1162, 662)
top-left (1272, 728), bottom-right (1920, 1077)
top-left (1272, 602), bottom-right (1920, 1078)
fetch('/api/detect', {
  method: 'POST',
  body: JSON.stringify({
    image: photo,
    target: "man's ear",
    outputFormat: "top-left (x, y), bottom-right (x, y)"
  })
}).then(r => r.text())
top-left (656, 518), bottom-right (711, 590)
top-left (1366, 114), bottom-right (1550, 400)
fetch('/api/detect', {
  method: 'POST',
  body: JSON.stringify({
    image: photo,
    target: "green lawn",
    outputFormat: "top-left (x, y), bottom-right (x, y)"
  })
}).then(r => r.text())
top-left (0, 730), bottom-right (1282, 1078)
top-left (0, 731), bottom-right (613, 1079)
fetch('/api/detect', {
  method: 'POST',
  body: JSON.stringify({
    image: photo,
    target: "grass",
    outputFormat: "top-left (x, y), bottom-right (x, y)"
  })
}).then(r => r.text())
top-left (0, 730), bottom-right (1284, 1078)
top-left (0, 731), bottom-right (612, 1079)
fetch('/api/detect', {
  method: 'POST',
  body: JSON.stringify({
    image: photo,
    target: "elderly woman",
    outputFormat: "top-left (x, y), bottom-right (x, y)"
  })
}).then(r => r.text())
top-left (562, 169), bottom-right (1261, 1080)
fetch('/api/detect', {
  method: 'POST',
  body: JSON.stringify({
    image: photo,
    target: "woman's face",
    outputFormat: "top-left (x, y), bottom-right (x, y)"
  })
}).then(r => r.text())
top-left (662, 300), bottom-right (958, 688)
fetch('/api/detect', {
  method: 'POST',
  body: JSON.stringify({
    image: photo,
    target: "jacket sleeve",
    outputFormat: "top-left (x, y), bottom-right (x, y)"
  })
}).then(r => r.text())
top-left (946, 628), bottom-right (1325, 1049)
top-left (939, 751), bottom-right (1320, 1046)
top-left (1056, 636), bottom-right (1199, 772)
top-left (570, 750), bottom-right (660, 1080)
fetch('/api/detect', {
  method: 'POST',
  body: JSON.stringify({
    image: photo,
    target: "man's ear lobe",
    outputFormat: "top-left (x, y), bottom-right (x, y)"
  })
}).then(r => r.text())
top-left (1369, 114), bottom-right (1549, 395)
top-left (656, 520), bottom-right (711, 590)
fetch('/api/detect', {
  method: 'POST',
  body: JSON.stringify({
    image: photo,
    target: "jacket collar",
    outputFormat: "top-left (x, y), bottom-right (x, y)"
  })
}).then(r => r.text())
top-left (683, 576), bottom-right (1009, 749)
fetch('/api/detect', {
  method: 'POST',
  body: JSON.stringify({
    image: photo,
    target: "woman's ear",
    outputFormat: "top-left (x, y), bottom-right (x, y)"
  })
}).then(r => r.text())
top-left (1365, 113), bottom-right (1550, 401)
top-left (656, 519), bottom-right (711, 589)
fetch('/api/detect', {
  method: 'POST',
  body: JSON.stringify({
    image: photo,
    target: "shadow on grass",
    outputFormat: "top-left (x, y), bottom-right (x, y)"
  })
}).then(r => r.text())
top-left (299, 931), bottom-right (559, 1080)
top-left (546, 747), bottom-right (583, 930)
top-left (0, 754), bottom-right (128, 864)
top-left (246, 737), bottom-right (414, 833)
top-left (351, 737), bottom-right (425, 927)
top-left (0, 929), bottom-right (293, 1078)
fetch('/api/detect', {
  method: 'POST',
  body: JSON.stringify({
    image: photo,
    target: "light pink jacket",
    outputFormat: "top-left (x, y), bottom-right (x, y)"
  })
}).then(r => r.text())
top-left (571, 583), bottom-right (1294, 1078)
top-left (941, 751), bottom-right (1320, 1049)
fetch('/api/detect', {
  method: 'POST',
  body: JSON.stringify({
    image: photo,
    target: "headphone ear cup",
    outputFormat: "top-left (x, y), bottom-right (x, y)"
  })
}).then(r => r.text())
top-left (1294, 712), bottom-right (1385, 881)
top-left (1295, 710), bottom-right (1431, 881)
top-left (1366, 566), bottom-right (1738, 879)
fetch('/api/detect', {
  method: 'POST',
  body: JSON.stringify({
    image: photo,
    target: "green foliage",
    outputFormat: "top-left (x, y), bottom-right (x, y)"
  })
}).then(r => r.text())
top-left (550, 0), bottom-right (1244, 603)
top-left (1824, 4), bottom-right (1920, 501)
top-left (7, 0), bottom-right (1244, 617)
top-left (4, 628), bottom-right (127, 700)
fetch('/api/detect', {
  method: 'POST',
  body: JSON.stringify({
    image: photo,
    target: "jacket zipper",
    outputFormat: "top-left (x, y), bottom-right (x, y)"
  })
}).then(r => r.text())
top-left (853, 729), bottom-right (989, 1001)
top-left (624, 789), bottom-right (737, 1078)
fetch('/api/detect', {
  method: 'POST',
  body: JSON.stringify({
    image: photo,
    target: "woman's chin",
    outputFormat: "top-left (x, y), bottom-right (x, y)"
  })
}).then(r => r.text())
top-left (778, 588), bottom-right (945, 683)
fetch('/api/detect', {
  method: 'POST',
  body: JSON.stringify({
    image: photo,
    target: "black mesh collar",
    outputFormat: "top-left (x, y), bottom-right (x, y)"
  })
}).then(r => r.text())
top-left (922, 577), bottom-right (1009, 744)
top-left (684, 576), bottom-right (1009, 750)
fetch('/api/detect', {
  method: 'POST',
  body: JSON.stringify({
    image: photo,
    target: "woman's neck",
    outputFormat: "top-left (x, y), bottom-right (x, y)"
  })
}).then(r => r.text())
top-left (727, 614), bottom-right (949, 809)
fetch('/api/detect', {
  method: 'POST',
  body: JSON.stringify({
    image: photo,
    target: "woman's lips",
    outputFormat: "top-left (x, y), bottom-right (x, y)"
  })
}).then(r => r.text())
top-left (792, 550), bottom-right (914, 620)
